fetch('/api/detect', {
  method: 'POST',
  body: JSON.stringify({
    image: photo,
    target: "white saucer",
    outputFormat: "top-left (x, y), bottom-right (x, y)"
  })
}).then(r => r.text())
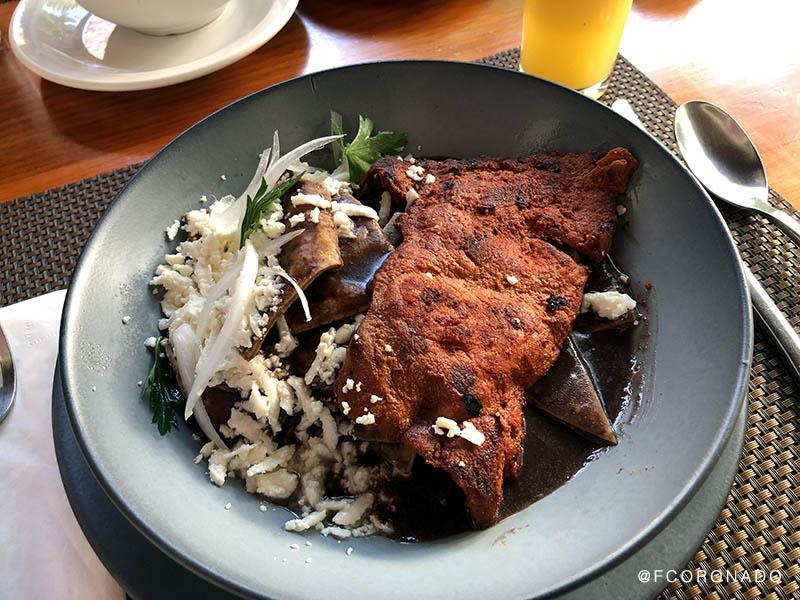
top-left (9, 0), bottom-right (298, 91)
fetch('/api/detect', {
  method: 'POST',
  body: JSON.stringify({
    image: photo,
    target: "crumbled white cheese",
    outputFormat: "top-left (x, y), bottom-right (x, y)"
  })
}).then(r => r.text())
top-left (346, 547), bottom-right (353, 556)
top-left (166, 219), bottom-right (181, 241)
top-left (333, 210), bottom-right (356, 239)
top-left (285, 510), bottom-right (327, 532)
top-left (274, 315), bottom-right (298, 357)
top-left (342, 378), bottom-right (354, 394)
top-left (321, 175), bottom-right (351, 196)
top-left (405, 188), bottom-right (420, 206)
top-left (288, 213), bottom-right (306, 227)
top-left (458, 461), bottom-right (466, 468)
top-left (331, 201), bottom-right (379, 221)
top-left (355, 412), bottom-right (375, 425)
top-left (122, 315), bottom-right (131, 324)
top-left (259, 505), bottom-right (267, 512)
top-left (616, 205), bottom-right (627, 216)
top-left (144, 336), bottom-right (157, 348)
top-left (289, 543), bottom-right (299, 550)
top-left (220, 174), bottom-right (227, 181)
top-left (305, 558), bottom-right (312, 565)
top-left (341, 401), bottom-right (351, 415)
top-left (355, 381), bottom-right (362, 392)
top-left (305, 326), bottom-right (349, 386)
top-left (459, 422), bottom-right (486, 446)
top-left (384, 344), bottom-right (392, 352)
top-left (506, 275), bottom-right (519, 285)
top-left (309, 207), bottom-right (321, 224)
top-left (405, 165), bottom-right (425, 181)
top-left (431, 418), bottom-right (485, 446)
top-left (432, 417), bottom-right (460, 437)
top-left (225, 502), bottom-right (232, 510)
top-left (581, 291), bottom-right (636, 320)
top-left (369, 395), bottom-right (383, 404)
top-left (331, 494), bottom-right (373, 526)
top-left (291, 193), bottom-right (331, 209)
top-left (426, 272), bottom-right (433, 279)
top-left (424, 173), bottom-right (436, 184)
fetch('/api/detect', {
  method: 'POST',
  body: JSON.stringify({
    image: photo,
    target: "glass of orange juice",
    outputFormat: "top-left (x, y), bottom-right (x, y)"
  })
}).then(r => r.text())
top-left (520, 0), bottom-right (633, 99)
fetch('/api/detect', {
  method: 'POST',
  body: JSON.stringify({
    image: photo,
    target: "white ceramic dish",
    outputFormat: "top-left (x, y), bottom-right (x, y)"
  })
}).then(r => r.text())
top-left (8, 0), bottom-right (298, 91)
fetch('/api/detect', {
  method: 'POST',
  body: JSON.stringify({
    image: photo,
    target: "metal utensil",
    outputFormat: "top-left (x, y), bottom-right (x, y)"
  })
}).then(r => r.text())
top-left (675, 100), bottom-right (800, 247)
top-left (672, 102), bottom-right (800, 382)
top-left (0, 323), bottom-right (16, 424)
top-left (610, 98), bottom-right (800, 382)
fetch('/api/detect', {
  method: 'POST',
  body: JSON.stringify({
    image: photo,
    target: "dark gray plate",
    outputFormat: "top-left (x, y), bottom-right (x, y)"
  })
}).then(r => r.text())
top-left (59, 60), bottom-right (752, 600)
top-left (52, 362), bottom-right (747, 600)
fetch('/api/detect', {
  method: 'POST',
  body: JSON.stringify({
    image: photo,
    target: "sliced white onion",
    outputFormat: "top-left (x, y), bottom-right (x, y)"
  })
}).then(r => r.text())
top-left (195, 254), bottom-right (243, 340)
top-left (171, 323), bottom-right (200, 390)
top-left (213, 147), bottom-right (272, 237)
top-left (258, 228), bottom-right (305, 259)
top-left (242, 148), bottom-right (272, 203)
top-left (185, 240), bottom-right (259, 420)
top-left (264, 135), bottom-right (343, 190)
top-left (267, 130), bottom-right (280, 173)
top-left (194, 403), bottom-right (228, 450)
top-left (171, 324), bottom-right (229, 449)
top-left (264, 266), bottom-right (311, 323)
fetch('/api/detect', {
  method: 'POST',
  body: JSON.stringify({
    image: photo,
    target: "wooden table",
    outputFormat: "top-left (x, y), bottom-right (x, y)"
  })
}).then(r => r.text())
top-left (2, 0), bottom-right (799, 209)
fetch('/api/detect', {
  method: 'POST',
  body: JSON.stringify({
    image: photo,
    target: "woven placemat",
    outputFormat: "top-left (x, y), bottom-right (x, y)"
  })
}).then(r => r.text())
top-left (1, 52), bottom-right (798, 599)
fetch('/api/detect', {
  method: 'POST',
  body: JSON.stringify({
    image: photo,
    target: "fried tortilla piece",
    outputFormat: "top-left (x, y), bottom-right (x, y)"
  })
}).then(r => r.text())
top-left (286, 190), bottom-right (393, 332)
top-left (527, 335), bottom-right (618, 445)
top-left (242, 180), bottom-right (343, 360)
top-left (202, 386), bottom-right (238, 432)
top-left (335, 205), bottom-right (589, 524)
top-left (403, 416), bottom-right (507, 526)
top-left (360, 148), bottom-right (637, 262)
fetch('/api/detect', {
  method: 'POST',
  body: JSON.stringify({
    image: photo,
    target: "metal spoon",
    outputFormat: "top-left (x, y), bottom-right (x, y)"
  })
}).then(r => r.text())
top-left (673, 100), bottom-right (800, 382)
top-left (675, 100), bottom-right (800, 247)
top-left (0, 323), bottom-right (16, 424)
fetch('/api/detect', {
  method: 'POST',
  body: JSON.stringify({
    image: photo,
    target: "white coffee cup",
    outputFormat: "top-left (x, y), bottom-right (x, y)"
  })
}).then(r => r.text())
top-left (76, 0), bottom-right (231, 36)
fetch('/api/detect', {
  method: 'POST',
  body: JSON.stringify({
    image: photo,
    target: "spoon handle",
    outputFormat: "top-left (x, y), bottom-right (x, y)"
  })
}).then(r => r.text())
top-left (745, 267), bottom-right (800, 383)
top-left (760, 205), bottom-right (800, 248)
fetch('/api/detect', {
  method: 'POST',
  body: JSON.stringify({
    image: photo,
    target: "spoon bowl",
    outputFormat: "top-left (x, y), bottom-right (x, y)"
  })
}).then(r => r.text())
top-left (675, 100), bottom-right (800, 246)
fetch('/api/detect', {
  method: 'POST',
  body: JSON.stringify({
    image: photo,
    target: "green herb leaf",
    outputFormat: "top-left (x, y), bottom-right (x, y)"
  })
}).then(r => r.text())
top-left (142, 337), bottom-right (183, 436)
top-left (240, 172), bottom-right (305, 248)
top-left (462, 393), bottom-right (482, 417)
top-left (336, 115), bottom-right (407, 184)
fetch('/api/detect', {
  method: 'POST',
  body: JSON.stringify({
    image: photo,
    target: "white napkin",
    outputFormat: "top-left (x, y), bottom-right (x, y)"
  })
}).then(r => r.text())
top-left (0, 291), bottom-right (125, 600)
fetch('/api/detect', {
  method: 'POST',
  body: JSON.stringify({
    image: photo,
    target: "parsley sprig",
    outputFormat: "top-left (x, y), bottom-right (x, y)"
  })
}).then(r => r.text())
top-left (142, 336), bottom-right (183, 436)
top-left (333, 115), bottom-right (407, 183)
top-left (240, 172), bottom-right (305, 247)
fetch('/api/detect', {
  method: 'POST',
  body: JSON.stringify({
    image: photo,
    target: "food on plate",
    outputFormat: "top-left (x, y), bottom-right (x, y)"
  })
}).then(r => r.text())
top-left (144, 115), bottom-right (641, 539)
top-left (336, 150), bottom-right (637, 524)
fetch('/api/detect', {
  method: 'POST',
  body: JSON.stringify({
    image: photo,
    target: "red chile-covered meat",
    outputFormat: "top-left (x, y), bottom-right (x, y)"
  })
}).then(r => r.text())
top-left (336, 148), bottom-right (637, 525)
